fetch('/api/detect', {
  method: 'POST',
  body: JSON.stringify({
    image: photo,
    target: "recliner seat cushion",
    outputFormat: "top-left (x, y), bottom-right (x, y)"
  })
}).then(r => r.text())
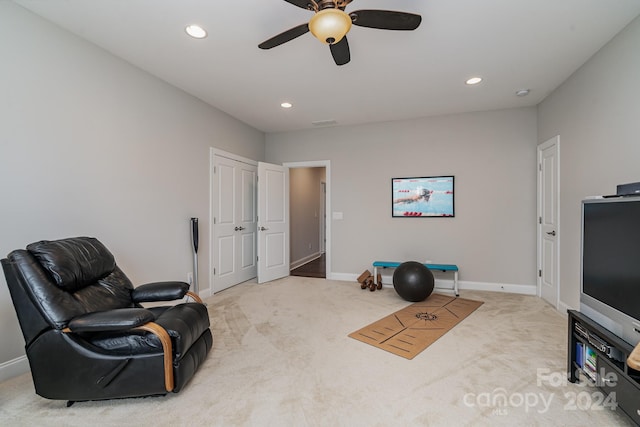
top-left (84, 329), bottom-right (163, 356)
top-left (27, 237), bottom-right (115, 292)
top-left (85, 303), bottom-right (210, 359)
top-left (153, 303), bottom-right (211, 360)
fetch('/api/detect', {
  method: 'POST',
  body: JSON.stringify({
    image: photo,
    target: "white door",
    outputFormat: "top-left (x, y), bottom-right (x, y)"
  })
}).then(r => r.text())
top-left (257, 162), bottom-right (290, 283)
top-left (212, 154), bottom-right (257, 292)
top-left (538, 136), bottom-right (560, 308)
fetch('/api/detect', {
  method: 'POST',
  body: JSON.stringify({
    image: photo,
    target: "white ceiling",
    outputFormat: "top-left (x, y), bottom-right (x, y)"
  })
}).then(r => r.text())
top-left (13, 0), bottom-right (640, 133)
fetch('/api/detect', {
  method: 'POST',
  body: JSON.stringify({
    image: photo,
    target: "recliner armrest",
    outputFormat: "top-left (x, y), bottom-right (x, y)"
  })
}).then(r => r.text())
top-left (131, 281), bottom-right (190, 303)
top-left (66, 308), bottom-right (155, 333)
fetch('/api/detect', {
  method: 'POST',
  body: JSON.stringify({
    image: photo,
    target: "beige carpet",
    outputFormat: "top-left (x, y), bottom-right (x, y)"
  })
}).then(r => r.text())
top-left (0, 276), bottom-right (635, 426)
top-left (349, 294), bottom-right (483, 359)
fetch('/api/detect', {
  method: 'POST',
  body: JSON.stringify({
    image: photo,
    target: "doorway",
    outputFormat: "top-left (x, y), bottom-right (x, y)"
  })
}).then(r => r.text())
top-left (290, 253), bottom-right (326, 278)
top-left (210, 154), bottom-right (331, 292)
top-left (284, 161), bottom-right (331, 279)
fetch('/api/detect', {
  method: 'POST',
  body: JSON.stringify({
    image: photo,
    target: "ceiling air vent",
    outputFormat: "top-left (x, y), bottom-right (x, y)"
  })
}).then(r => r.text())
top-left (312, 119), bottom-right (338, 127)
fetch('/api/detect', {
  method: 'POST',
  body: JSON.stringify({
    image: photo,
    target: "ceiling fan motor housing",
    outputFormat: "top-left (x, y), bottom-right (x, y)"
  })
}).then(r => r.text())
top-left (309, 8), bottom-right (352, 44)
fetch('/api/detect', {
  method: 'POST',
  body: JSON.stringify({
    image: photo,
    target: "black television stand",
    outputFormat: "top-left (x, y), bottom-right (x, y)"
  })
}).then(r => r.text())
top-left (568, 310), bottom-right (640, 425)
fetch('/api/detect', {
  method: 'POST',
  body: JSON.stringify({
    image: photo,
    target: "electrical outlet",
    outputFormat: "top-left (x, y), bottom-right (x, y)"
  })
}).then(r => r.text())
top-left (308, 243), bottom-right (312, 249)
top-left (187, 272), bottom-right (193, 285)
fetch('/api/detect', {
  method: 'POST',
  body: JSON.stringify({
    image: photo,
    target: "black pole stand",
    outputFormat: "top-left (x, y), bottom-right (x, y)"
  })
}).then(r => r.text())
top-left (190, 217), bottom-right (199, 295)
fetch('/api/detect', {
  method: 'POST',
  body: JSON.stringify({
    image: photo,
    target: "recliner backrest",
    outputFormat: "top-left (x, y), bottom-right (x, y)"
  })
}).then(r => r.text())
top-left (28, 237), bottom-right (116, 293)
top-left (3, 237), bottom-right (136, 337)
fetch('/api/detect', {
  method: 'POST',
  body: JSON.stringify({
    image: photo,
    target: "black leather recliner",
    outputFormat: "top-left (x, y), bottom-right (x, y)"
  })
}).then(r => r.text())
top-left (1, 237), bottom-right (212, 403)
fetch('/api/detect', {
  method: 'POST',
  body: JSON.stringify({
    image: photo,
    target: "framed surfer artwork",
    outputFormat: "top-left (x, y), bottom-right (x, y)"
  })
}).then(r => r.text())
top-left (392, 176), bottom-right (455, 217)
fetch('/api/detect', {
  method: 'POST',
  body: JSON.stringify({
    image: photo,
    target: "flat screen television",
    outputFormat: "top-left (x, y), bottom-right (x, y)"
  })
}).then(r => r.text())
top-left (580, 196), bottom-right (640, 347)
top-left (391, 175), bottom-right (454, 217)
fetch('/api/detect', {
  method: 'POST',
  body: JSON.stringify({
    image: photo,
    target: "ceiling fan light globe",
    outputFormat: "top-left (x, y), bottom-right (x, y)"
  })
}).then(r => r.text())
top-left (309, 9), bottom-right (352, 45)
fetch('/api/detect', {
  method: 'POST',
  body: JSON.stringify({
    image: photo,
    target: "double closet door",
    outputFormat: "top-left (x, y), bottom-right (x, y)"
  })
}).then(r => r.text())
top-left (212, 154), bottom-right (257, 293)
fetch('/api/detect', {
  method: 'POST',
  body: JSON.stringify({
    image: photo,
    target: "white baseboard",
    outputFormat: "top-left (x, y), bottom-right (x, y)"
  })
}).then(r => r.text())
top-left (458, 280), bottom-right (537, 295)
top-left (558, 300), bottom-right (573, 315)
top-left (328, 272), bottom-right (537, 295)
top-left (198, 287), bottom-right (213, 299)
top-left (0, 355), bottom-right (29, 383)
top-left (327, 272), bottom-right (356, 282)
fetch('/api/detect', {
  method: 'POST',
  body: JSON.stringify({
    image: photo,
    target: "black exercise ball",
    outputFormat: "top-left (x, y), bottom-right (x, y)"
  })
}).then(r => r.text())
top-left (393, 261), bottom-right (435, 302)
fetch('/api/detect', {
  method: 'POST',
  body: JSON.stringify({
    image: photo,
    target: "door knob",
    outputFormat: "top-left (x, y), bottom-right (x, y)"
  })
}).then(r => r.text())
top-left (234, 226), bottom-right (245, 231)
top-left (259, 226), bottom-right (269, 231)
top-left (546, 230), bottom-right (556, 236)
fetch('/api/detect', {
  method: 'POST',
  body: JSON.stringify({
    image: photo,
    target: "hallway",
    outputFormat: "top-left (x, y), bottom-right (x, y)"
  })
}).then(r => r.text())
top-left (290, 254), bottom-right (325, 278)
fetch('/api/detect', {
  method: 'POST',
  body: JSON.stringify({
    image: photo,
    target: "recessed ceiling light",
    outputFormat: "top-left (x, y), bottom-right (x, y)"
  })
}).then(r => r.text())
top-left (281, 102), bottom-right (293, 109)
top-left (516, 89), bottom-right (530, 97)
top-left (465, 77), bottom-right (483, 85)
top-left (185, 25), bottom-right (207, 39)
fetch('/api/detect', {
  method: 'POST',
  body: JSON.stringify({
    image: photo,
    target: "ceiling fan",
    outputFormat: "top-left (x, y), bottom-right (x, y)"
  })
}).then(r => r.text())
top-left (258, 0), bottom-right (422, 66)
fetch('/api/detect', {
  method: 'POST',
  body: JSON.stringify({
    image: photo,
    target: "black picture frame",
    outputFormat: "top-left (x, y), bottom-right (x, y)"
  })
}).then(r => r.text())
top-left (392, 175), bottom-right (455, 217)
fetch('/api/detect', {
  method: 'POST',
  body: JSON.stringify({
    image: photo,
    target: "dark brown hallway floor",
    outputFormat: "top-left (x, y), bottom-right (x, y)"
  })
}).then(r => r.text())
top-left (290, 253), bottom-right (326, 278)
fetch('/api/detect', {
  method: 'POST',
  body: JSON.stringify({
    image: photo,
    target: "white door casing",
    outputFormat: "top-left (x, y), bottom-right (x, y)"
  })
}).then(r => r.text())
top-left (257, 162), bottom-right (290, 283)
top-left (537, 136), bottom-right (560, 308)
top-left (319, 181), bottom-right (326, 253)
top-left (211, 151), bottom-right (257, 293)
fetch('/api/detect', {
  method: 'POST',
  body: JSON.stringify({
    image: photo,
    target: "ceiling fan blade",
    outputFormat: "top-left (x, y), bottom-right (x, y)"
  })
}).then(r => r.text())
top-left (259, 23), bottom-right (310, 49)
top-left (329, 37), bottom-right (350, 66)
top-left (349, 10), bottom-right (422, 31)
top-left (283, 0), bottom-right (316, 11)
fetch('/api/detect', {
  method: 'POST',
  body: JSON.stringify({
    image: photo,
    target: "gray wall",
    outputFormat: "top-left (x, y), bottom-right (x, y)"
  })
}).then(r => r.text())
top-left (266, 107), bottom-right (539, 288)
top-left (538, 15), bottom-right (640, 310)
top-left (0, 3), bottom-right (264, 377)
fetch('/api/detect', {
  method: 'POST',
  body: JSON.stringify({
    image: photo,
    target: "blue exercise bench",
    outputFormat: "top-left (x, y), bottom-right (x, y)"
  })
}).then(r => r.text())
top-left (372, 261), bottom-right (459, 296)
